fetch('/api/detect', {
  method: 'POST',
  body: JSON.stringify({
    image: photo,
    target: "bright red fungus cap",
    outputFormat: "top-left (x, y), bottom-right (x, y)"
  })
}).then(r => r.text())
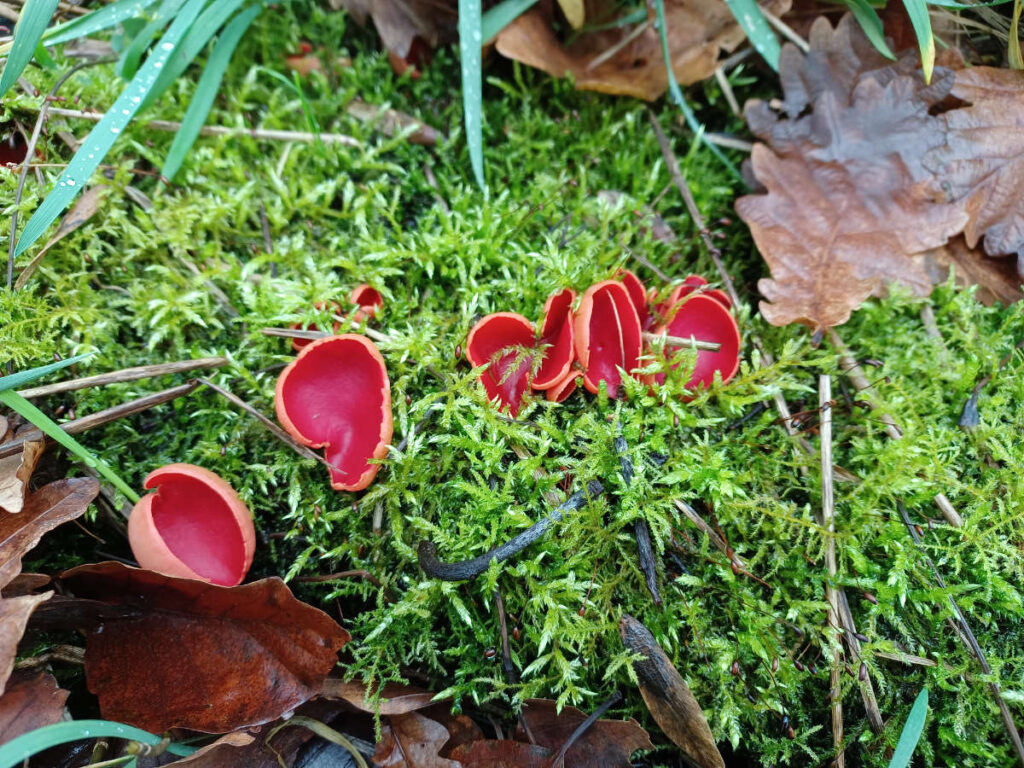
top-left (127, 464), bottom-right (255, 587)
top-left (545, 368), bottom-right (581, 403)
top-left (275, 335), bottom-right (393, 492)
top-left (291, 301), bottom-right (342, 352)
top-left (573, 280), bottom-right (643, 397)
top-left (651, 294), bottom-right (741, 391)
top-left (533, 288), bottom-right (576, 390)
top-left (350, 284), bottom-right (383, 323)
top-left (616, 269), bottom-right (650, 329)
top-left (466, 313), bottom-right (536, 416)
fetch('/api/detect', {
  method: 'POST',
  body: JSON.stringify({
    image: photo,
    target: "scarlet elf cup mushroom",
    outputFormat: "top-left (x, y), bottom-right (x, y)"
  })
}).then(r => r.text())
top-left (275, 334), bottom-right (393, 492)
top-left (127, 463), bottom-right (255, 586)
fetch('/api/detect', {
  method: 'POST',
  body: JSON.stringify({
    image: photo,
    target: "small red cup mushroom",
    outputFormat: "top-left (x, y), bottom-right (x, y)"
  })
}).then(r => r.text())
top-left (291, 301), bottom-right (342, 352)
top-left (650, 294), bottom-right (741, 391)
top-left (466, 313), bottom-right (536, 416)
top-left (349, 284), bottom-right (383, 323)
top-left (276, 334), bottom-right (393, 492)
top-left (127, 463), bottom-right (255, 587)
top-left (533, 288), bottom-right (576, 390)
top-left (573, 280), bottom-right (643, 397)
top-left (545, 368), bottom-right (582, 402)
top-left (616, 269), bottom-right (651, 329)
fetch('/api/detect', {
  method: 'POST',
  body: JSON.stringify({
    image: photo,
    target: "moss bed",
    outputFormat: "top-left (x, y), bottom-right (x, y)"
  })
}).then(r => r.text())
top-left (3, 2), bottom-right (1024, 765)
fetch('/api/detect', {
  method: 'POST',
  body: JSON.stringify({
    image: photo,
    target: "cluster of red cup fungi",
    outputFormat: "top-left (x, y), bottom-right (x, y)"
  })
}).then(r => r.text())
top-left (126, 285), bottom-right (392, 586)
top-left (466, 270), bottom-right (741, 416)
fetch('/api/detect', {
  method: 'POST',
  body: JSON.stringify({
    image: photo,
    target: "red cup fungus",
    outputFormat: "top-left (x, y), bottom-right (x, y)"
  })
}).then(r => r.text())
top-left (533, 288), bottom-right (576, 390)
top-left (650, 294), bottom-right (741, 391)
top-left (127, 463), bottom-right (255, 587)
top-left (466, 313), bottom-right (536, 416)
top-left (573, 280), bottom-right (643, 397)
top-left (616, 269), bottom-right (651, 329)
top-left (350, 284), bottom-right (383, 323)
top-left (291, 301), bottom-right (342, 352)
top-left (545, 368), bottom-right (582, 403)
top-left (275, 334), bottom-right (393, 492)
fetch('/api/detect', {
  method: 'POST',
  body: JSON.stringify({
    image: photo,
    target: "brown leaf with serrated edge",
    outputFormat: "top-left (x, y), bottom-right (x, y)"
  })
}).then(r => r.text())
top-left (447, 740), bottom-right (553, 766)
top-left (620, 614), bottom-right (724, 768)
top-left (911, 236), bottom-right (1023, 306)
top-left (373, 711), bottom-right (461, 767)
top-left (516, 698), bottom-right (654, 768)
top-left (60, 561), bottom-right (350, 734)
top-left (0, 477), bottom-right (99, 590)
top-left (0, 670), bottom-right (68, 744)
top-left (0, 438), bottom-right (45, 514)
top-left (926, 67), bottom-right (1024, 264)
top-left (321, 679), bottom-right (436, 715)
top-left (0, 593), bottom-right (52, 696)
top-left (495, 0), bottom-right (789, 101)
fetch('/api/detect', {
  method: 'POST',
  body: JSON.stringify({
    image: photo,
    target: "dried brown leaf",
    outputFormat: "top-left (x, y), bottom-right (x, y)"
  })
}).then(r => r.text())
top-left (320, 679), bottom-right (436, 715)
top-left (334, 0), bottom-right (455, 61)
top-left (0, 670), bottom-right (68, 744)
top-left (0, 477), bottom-right (99, 589)
top-left (495, 0), bottom-right (789, 101)
top-left (911, 236), bottom-right (1023, 305)
top-left (620, 614), bottom-right (724, 768)
top-left (0, 438), bottom-right (45, 514)
top-left (446, 739), bottom-right (553, 766)
top-left (164, 732), bottom-right (258, 767)
top-left (345, 100), bottom-right (443, 146)
top-left (0, 593), bottom-right (52, 696)
top-left (517, 698), bottom-right (654, 768)
top-left (60, 561), bottom-right (351, 733)
top-left (373, 712), bottom-right (461, 767)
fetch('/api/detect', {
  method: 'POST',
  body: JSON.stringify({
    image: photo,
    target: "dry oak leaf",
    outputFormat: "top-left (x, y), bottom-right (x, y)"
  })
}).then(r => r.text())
top-left (373, 711), bottom-right (461, 767)
top-left (329, 0), bottom-right (455, 64)
top-left (321, 679), bottom-right (436, 715)
top-left (911, 235), bottom-right (1023, 306)
top-left (0, 670), bottom-right (69, 745)
top-left (60, 561), bottom-right (350, 734)
top-left (517, 698), bottom-right (654, 768)
top-left (927, 67), bottom-right (1024, 264)
top-left (495, 0), bottom-right (789, 101)
top-left (0, 593), bottom-right (52, 697)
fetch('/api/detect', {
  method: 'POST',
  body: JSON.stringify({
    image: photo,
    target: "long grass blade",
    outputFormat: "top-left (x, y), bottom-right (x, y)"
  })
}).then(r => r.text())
top-left (142, 0), bottom-right (248, 108)
top-left (0, 353), bottom-right (93, 392)
top-left (0, 720), bottom-right (195, 766)
top-left (13, 0), bottom-right (208, 257)
top-left (720, 0), bottom-right (780, 69)
top-left (161, 5), bottom-right (261, 180)
top-left (1009, 0), bottom-right (1023, 69)
top-left (459, 0), bottom-right (485, 189)
top-left (0, 0), bottom-right (60, 97)
top-left (116, 0), bottom-right (188, 80)
top-left (44, 0), bottom-right (162, 46)
top-left (887, 688), bottom-right (929, 768)
top-left (481, 0), bottom-right (538, 41)
top-left (844, 0), bottom-right (896, 59)
top-left (902, 0), bottom-right (935, 82)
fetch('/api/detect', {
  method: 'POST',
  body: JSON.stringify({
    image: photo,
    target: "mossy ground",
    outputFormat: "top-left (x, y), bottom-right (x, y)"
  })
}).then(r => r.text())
top-left (3, 3), bottom-right (1024, 765)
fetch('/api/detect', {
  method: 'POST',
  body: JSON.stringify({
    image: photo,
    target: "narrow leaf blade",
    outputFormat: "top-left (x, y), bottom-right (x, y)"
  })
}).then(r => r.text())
top-left (0, 354), bottom-right (93, 392)
top-left (0, 0), bottom-right (60, 97)
top-left (902, 0), bottom-right (935, 82)
top-left (845, 0), bottom-right (897, 59)
top-left (720, 0), bottom-right (780, 69)
top-left (481, 0), bottom-right (538, 41)
top-left (458, 0), bottom-right (485, 190)
top-left (888, 688), bottom-right (929, 768)
top-left (43, 0), bottom-right (162, 45)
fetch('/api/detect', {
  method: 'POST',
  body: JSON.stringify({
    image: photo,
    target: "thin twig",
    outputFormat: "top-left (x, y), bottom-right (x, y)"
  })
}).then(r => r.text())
top-left (873, 650), bottom-right (937, 668)
top-left (615, 434), bottom-right (661, 606)
top-left (551, 690), bottom-right (622, 768)
top-left (934, 493), bottom-right (964, 528)
top-left (673, 499), bottom-right (744, 571)
top-left (18, 357), bottom-right (228, 398)
top-left (196, 376), bottom-right (341, 473)
top-left (0, 382), bottom-right (199, 459)
top-left (761, 7), bottom-right (810, 52)
top-left (291, 570), bottom-right (388, 595)
top-left (642, 331), bottom-right (721, 352)
top-left (828, 329), bottom-right (902, 441)
top-left (19, 105), bottom-right (362, 147)
top-left (836, 590), bottom-right (884, 732)
top-left (820, 375), bottom-right (844, 768)
top-left (714, 67), bottom-right (741, 116)
top-left (495, 588), bottom-right (518, 685)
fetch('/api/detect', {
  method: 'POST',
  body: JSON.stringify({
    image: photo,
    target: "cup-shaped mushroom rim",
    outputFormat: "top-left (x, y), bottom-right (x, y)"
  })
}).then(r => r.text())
top-left (350, 284), bottom-right (383, 322)
top-left (651, 294), bottom-right (741, 391)
top-left (616, 269), bottom-right (650, 328)
top-left (534, 288), bottom-right (576, 390)
top-left (466, 312), bottom-right (537, 415)
top-left (545, 368), bottom-right (581, 403)
top-left (573, 280), bottom-right (643, 397)
top-left (127, 463), bottom-right (255, 587)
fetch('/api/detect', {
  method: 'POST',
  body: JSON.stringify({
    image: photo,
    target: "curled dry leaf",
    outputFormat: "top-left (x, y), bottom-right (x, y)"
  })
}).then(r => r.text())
top-left (0, 437), bottom-right (45, 514)
top-left (59, 561), bottom-right (350, 733)
top-left (0, 671), bottom-right (69, 744)
top-left (517, 698), bottom-right (654, 768)
top-left (620, 614), bottom-right (724, 768)
top-left (0, 593), bottom-right (52, 696)
top-left (495, 0), bottom-right (789, 101)
top-left (330, 0), bottom-right (455, 68)
top-left (373, 711), bottom-right (461, 767)
top-left (320, 678), bottom-right (436, 715)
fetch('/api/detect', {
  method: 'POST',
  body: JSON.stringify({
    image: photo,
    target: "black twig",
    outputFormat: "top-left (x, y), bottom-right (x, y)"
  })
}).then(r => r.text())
top-left (417, 481), bottom-right (604, 581)
top-left (550, 690), bottom-right (622, 768)
top-left (615, 435), bottom-right (661, 606)
top-left (495, 587), bottom-right (517, 685)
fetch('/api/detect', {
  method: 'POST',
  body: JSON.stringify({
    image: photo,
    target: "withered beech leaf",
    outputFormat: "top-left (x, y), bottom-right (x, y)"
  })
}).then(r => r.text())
top-left (911, 236), bottom-right (1023, 306)
top-left (0, 670), bottom-right (69, 744)
top-left (620, 614), bottom-right (724, 768)
top-left (517, 698), bottom-right (654, 768)
top-left (164, 732), bottom-right (257, 767)
top-left (331, 0), bottom-right (455, 62)
top-left (0, 593), bottom-right (52, 696)
top-left (495, 0), bottom-right (789, 102)
top-left (60, 561), bottom-right (350, 734)
top-left (0, 438), bottom-right (45, 514)
top-left (927, 67), bottom-right (1024, 263)
top-left (446, 739), bottom-right (553, 766)
top-left (321, 679), bottom-right (437, 715)
top-left (373, 712), bottom-right (461, 767)
top-left (0, 477), bottom-right (99, 590)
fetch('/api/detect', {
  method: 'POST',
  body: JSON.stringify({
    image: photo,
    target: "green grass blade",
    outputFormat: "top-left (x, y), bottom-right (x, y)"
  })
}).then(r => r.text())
top-left (13, 0), bottom-right (208, 258)
top-left (161, 5), bottom-right (261, 181)
top-left (1009, 0), bottom-right (1023, 69)
top-left (652, 0), bottom-right (742, 183)
top-left (902, 0), bottom-right (935, 82)
top-left (481, 0), bottom-right (537, 41)
top-left (720, 0), bottom-right (780, 69)
top-left (256, 66), bottom-right (322, 140)
top-left (0, 720), bottom-right (195, 766)
top-left (0, 390), bottom-right (141, 502)
top-left (116, 0), bottom-right (189, 80)
top-left (888, 688), bottom-right (929, 768)
top-left (43, 0), bottom-right (162, 46)
top-left (142, 0), bottom-right (248, 108)
top-left (0, 0), bottom-right (60, 97)
top-left (459, 0), bottom-right (485, 190)
top-left (845, 0), bottom-right (896, 59)
top-left (0, 353), bottom-right (93, 392)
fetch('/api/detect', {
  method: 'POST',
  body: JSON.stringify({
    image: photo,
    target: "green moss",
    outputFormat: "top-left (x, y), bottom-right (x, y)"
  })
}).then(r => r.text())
top-left (3, 3), bottom-right (1024, 765)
